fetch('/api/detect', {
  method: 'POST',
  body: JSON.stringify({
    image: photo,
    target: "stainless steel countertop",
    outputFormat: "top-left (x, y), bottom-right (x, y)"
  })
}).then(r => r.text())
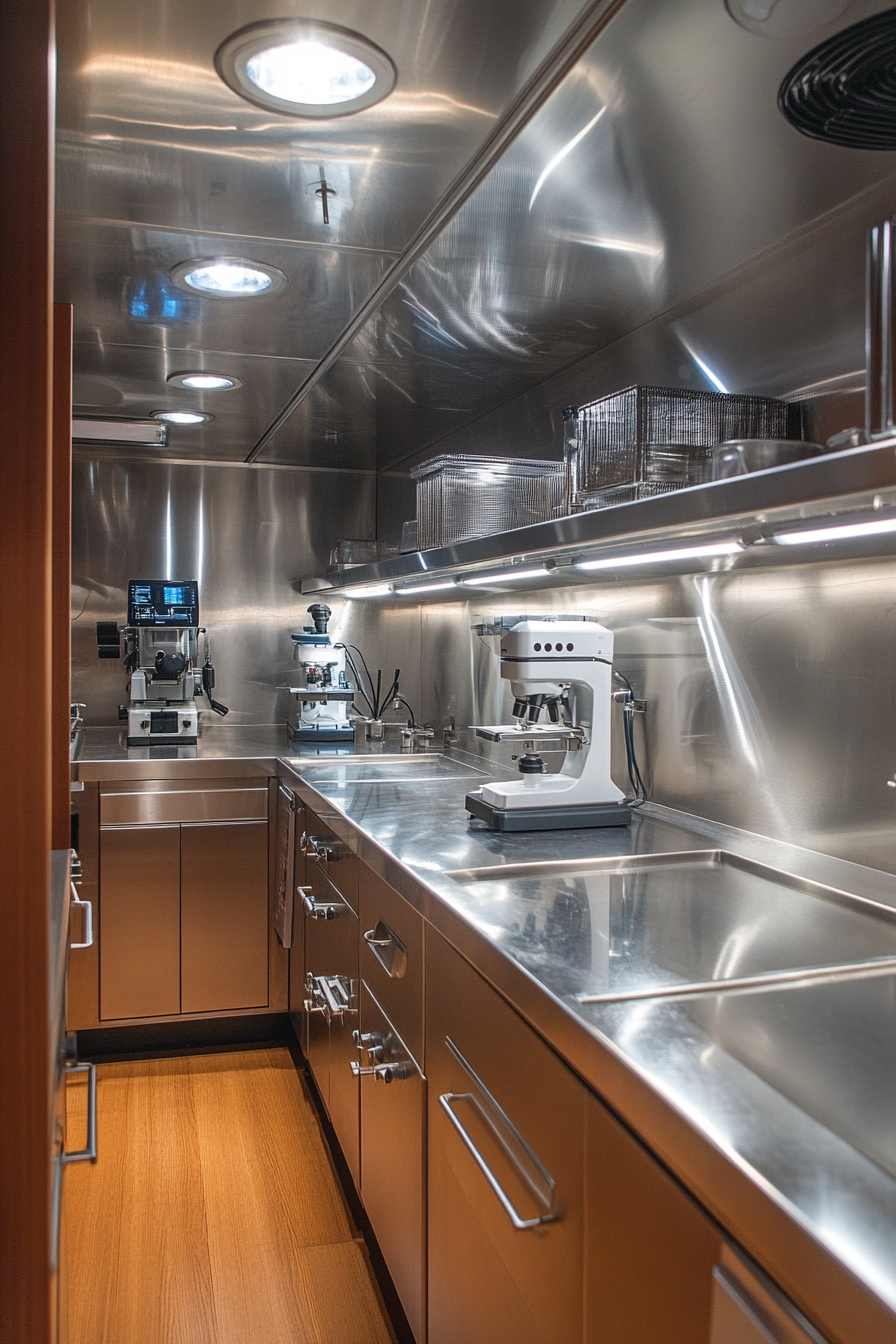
top-left (281, 763), bottom-right (896, 1343)
top-left (72, 726), bottom-right (896, 1338)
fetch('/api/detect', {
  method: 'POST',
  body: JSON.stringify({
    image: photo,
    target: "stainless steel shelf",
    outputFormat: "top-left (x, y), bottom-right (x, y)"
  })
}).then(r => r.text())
top-left (300, 439), bottom-right (896, 594)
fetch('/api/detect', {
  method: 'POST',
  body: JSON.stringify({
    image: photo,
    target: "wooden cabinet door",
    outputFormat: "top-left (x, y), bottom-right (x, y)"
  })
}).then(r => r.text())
top-left (585, 1091), bottom-right (723, 1344)
top-left (180, 821), bottom-right (269, 1013)
top-left (99, 825), bottom-right (180, 1020)
top-left (426, 928), bottom-right (585, 1344)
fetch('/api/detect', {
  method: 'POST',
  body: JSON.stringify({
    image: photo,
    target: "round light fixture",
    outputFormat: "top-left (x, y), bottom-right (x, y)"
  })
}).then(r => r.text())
top-left (152, 410), bottom-right (213, 426)
top-left (169, 257), bottom-right (288, 298)
top-left (166, 371), bottom-right (242, 391)
top-left (215, 20), bottom-right (396, 118)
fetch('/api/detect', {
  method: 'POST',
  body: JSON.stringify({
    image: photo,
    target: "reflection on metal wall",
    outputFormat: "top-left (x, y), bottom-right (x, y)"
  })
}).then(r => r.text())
top-left (338, 557), bottom-right (896, 874)
top-left (71, 456), bottom-right (375, 725)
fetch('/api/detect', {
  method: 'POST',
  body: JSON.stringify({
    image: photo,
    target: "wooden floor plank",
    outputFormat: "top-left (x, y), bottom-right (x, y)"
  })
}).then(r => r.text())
top-left (66, 1059), bottom-right (218, 1344)
top-left (64, 1047), bottom-right (395, 1344)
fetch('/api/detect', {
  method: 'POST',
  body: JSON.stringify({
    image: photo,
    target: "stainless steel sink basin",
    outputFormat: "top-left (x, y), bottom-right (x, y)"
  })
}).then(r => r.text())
top-left (643, 970), bottom-right (896, 1182)
top-left (295, 755), bottom-right (488, 783)
top-left (444, 850), bottom-right (896, 1002)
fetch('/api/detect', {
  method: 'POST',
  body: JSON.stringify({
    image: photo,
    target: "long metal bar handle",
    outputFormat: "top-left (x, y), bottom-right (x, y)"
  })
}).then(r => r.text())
top-left (69, 881), bottom-right (93, 950)
top-left (438, 1092), bottom-right (556, 1231)
top-left (63, 1062), bottom-right (97, 1164)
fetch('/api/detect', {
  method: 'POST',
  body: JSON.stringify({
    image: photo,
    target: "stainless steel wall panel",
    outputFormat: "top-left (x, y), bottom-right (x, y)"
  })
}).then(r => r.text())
top-left (99, 823), bottom-right (181, 1020)
top-left (180, 819), bottom-right (269, 1013)
top-left (71, 456), bottom-right (375, 725)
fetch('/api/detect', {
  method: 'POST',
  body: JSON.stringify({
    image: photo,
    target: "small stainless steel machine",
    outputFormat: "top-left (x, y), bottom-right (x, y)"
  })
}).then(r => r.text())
top-left (287, 604), bottom-right (355, 745)
top-left (465, 616), bottom-right (632, 831)
top-left (96, 579), bottom-right (228, 746)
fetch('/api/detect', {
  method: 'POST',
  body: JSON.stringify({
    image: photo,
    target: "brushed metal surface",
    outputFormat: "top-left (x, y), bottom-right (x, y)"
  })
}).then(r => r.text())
top-left (180, 819), bottom-right (269, 1012)
top-left (99, 823), bottom-right (181, 1019)
top-left (305, 0), bottom-right (896, 472)
top-left (425, 925), bottom-right (585, 1344)
top-left (443, 849), bottom-right (896, 1002)
top-left (100, 784), bottom-right (267, 825)
top-left (275, 766), bottom-right (896, 1336)
top-left (55, 0), bottom-right (608, 463)
top-left (358, 983), bottom-right (426, 1343)
top-left (71, 455), bottom-right (375, 727)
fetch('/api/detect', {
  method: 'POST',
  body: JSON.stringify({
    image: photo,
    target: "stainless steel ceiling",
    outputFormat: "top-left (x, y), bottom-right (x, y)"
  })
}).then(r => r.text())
top-left (56, 0), bottom-right (896, 473)
top-left (56, 0), bottom-right (614, 462)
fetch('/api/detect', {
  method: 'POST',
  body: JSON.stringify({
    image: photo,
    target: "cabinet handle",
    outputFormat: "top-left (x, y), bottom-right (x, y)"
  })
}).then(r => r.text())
top-left (62, 1062), bottom-right (97, 1165)
top-left (439, 1036), bottom-right (557, 1231)
top-left (69, 882), bottom-right (93, 950)
top-left (305, 835), bottom-right (338, 863)
top-left (301, 889), bottom-right (338, 920)
top-left (363, 922), bottom-right (408, 979)
top-left (439, 1092), bottom-right (556, 1230)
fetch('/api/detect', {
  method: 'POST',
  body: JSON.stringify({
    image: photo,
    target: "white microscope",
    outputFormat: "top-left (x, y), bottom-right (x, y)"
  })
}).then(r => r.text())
top-left (465, 616), bottom-right (631, 832)
top-left (287, 604), bottom-right (355, 745)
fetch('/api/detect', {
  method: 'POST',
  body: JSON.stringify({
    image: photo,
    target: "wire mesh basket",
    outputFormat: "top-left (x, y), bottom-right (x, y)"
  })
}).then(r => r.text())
top-left (569, 386), bottom-right (798, 508)
top-left (411, 454), bottom-right (567, 551)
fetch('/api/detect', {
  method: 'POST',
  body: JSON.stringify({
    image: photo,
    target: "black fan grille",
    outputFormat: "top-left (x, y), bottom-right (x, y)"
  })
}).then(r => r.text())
top-left (779, 7), bottom-right (896, 150)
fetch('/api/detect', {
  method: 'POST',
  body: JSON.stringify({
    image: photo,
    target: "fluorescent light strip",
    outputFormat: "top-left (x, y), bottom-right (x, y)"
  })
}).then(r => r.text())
top-left (772, 516), bottom-right (896, 546)
top-left (345, 583), bottom-right (392, 598)
top-left (461, 566), bottom-right (550, 586)
top-left (575, 541), bottom-right (743, 571)
top-left (394, 581), bottom-right (457, 595)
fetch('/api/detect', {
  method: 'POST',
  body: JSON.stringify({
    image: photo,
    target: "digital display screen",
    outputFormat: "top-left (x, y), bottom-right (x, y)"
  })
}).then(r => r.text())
top-left (128, 579), bottom-right (199, 627)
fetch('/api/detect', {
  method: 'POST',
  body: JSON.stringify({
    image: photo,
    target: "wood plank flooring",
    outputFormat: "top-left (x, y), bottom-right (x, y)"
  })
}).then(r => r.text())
top-left (64, 1047), bottom-right (396, 1344)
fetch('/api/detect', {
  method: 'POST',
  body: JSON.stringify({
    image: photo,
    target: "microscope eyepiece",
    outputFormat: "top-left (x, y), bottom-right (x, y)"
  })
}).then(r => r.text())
top-left (307, 603), bottom-right (331, 635)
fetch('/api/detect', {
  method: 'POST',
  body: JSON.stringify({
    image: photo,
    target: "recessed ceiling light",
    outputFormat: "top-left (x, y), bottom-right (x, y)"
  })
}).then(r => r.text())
top-left (152, 410), bottom-right (212, 426)
top-left (215, 20), bottom-right (396, 119)
top-left (169, 257), bottom-right (288, 298)
top-left (167, 371), bottom-right (242, 391)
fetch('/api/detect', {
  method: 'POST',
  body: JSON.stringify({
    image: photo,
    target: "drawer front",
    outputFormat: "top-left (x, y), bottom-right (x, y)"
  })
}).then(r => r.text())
top-left (359, 983), bottom-right (426, 1343)
top-left (101, 785), bottom-right (268, 826)
top-left (359, 866), bottom-right (424, 1067)
top-left (302, 809), bottom-right (358, 911)
top-left (426, 928), bottom-right (584, 1344)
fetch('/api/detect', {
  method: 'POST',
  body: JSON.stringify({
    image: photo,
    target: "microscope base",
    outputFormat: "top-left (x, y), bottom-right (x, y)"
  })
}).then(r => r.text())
top-left (465, 790), bottom-right (631, 832)
top-left (287, 718), bottom-right (354, 744)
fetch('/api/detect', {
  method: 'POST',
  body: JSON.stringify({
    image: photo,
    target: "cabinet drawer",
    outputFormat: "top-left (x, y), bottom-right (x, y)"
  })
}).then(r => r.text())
top-left (359, 865), bottom-right (424, 1067)
top-left (303, 808), bottom-right (358, 911)
top-left (426, 928), bottom-right (584, 1344)
top-left (101, 783), bottom-right (268, 825)
top-left (359, 983), bottom-right (426, 1343)
top-left (585, 1091), bottom-right (723, 1343)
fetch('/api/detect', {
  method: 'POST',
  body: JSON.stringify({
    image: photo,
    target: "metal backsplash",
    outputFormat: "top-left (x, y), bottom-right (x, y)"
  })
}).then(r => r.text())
top-left (71, 455), bottom-right (375, 726)
top-left (334, 559), bottom-right (896, 875)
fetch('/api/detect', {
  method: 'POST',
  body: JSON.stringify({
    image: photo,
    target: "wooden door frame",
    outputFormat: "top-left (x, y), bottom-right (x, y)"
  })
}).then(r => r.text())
top-left (0, 0), bottom-right (57, 1339)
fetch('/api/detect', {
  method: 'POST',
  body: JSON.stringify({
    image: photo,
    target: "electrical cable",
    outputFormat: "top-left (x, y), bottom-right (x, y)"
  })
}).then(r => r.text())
top-left (614, 671), bottom-right (646, 807)
top-left (343, 644), bottom-right (379, 710)
top-left (391, 694), bottom-right (419, 727)
top-left (339, 647), bottom-right (375, 717)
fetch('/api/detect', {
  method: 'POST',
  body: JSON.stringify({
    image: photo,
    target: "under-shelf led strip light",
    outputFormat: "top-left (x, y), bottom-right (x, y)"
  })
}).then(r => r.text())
top-left (771, 515), bottom-right (896, 546)
top-left (574, 540), bottom-right (743, 570)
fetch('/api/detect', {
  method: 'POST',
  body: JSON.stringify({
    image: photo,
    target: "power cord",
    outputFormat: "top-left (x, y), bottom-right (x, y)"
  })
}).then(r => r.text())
top-left (614, 671), bottom-right (647, 807)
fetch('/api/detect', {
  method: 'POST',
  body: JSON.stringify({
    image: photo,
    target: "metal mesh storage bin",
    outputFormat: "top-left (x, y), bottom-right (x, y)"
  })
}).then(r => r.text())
top-left (412, 455), bottom-right (567, 550)
top-left (572, 385), bottom-right (797, 507)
